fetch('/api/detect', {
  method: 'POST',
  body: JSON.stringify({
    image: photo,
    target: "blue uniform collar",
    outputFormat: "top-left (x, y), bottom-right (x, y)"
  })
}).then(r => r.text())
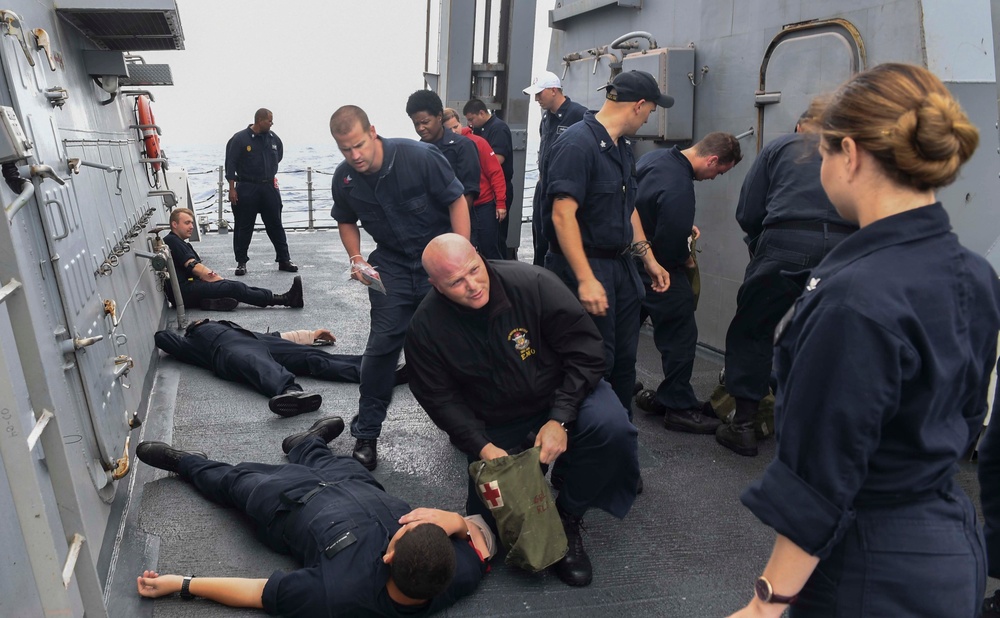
top-left (582, 111), bottom-right (629, 153)
top-left (545, 97), bottom-right (579, 122)
top-left (434, 129), bottom-right (460, 147)
top-left (667, 145), bottom-right (695, 179)
top-left (341, 136), bottom-right (396, 189)
top-left (817, 203), bottom-right (951, 275)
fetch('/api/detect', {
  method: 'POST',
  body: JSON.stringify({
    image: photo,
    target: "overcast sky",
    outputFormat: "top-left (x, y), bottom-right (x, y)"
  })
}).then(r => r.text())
top-left (141, 0), bottom-right (553, 148)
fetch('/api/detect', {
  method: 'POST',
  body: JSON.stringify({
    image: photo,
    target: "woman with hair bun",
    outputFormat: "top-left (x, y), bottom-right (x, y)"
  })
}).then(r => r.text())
top-left (728, 63), bottom-right (1000, 617)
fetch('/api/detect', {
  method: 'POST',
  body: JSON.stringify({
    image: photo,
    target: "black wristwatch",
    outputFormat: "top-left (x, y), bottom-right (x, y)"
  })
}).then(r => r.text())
top-left (755, 576), bottom-right (797, 604)
top-left (180, 575), bottom-right (195, 600)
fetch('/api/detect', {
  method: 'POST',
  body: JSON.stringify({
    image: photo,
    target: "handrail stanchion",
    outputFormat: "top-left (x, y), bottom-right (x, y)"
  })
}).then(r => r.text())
top-left (216, 165), bottom-right (225, 232)
top-left (306, 166), bottom-right (314, 230)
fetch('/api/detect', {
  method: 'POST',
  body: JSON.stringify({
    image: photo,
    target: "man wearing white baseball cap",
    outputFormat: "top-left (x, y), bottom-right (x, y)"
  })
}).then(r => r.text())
top-left (523, 71), bottom-right (587, 265)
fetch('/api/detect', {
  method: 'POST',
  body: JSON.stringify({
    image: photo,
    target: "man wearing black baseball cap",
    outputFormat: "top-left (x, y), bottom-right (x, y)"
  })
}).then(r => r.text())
top-left (541, 68), bottom-right (672, 457)
top-left (601, 70), bottom-right (676, 109)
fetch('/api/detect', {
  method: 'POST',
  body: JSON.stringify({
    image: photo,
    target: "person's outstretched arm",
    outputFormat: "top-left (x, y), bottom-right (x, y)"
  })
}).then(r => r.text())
top-left (137, 570), bottom-right (265, 609)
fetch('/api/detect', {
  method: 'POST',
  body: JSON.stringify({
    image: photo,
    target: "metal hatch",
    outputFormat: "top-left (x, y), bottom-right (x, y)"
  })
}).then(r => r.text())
top-left (56, 0), bottom-right (184, 51)
top-left (755, 19), bottom-right (865, 150)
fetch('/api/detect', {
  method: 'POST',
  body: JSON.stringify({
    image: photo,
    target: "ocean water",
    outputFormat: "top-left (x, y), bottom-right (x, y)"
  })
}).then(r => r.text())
top-left (168, 138), bottom-right (540, 230)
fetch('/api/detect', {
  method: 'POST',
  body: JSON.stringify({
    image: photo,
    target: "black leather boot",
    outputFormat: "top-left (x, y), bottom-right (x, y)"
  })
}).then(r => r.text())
top-left (136, 441), bottom-right (207, 473)
top-left (353, 438), bottom-right (377, 470)
top-left (555, 505), bottom-right (592, 587)
top-left (282, 417), bottom-right (345, 454)
top-left (268, 388), bottom-right (322, 417)
top-left (269, 276), bottom-right (304, 308)
top-left (715, 397), bottom-right (759, 456)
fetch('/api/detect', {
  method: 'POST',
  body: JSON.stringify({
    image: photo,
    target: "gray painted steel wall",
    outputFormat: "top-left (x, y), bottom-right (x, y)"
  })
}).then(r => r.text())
top-left (543, 0), bottom-right (999, 350)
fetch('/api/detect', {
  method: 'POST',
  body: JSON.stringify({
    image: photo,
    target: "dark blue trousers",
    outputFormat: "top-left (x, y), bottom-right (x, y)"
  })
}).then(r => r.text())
top-left (531, 188), bottom-right (548, 266)
top-left (639, 264), bottom-right (699, 410)
top-left (465, 379), bottom-right (639, 528)
top-left (471, 200), bottom-right (503, 260)
top-left (177, 437), bottom-right (393, 562)
top-left (353, 254), bottom-right (428, 439)
top-left (545, 252), bottom-right (643, 415)
top-left (791, 485), bottom-right (985, 617)
top-left (212, 337), bottom-right (361, 397)
top-left (232, 182), bottom-right (290, 264)
top-left (180, 278), bottom-right (274, 307)
top-left (725, 228), bottom-right (850, 403)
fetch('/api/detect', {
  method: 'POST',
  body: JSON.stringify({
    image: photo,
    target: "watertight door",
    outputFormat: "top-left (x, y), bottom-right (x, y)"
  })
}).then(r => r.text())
top-left (756, 20), bottom-right (865, 149)
top-left (1, 28), bottom-right (132, 482)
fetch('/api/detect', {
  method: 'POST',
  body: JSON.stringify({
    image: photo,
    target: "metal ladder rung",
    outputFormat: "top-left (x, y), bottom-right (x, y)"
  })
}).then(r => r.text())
top-left (0, 277), bottom-right (23, 304)
top-left (26, 408), bottom-right (52, 451)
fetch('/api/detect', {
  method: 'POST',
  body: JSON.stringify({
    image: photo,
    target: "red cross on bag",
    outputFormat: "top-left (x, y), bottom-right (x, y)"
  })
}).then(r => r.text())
top-left (479, 480), bottom-right (504, 509)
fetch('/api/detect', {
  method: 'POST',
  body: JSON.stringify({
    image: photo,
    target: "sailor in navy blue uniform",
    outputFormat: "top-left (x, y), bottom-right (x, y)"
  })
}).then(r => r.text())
top-left (464, 98), bottom-right (514, 256)
top-left (728, 63), bottom-right (1000, 618)
top-left (224, 108), bottom-right (296, 276)
top-left (154, 319), bottom-right (378, 417)
top-left (405, 90), bottom-right (480, 215)
top-left (135, 423), bottom-right (494, 616)
top-left (717, 115), bottom-right (857, 457)
top-left (633, 133), bottom-right (741, 433)
top-left (523, 71), bottom-right (587, 266)
top-left (162, 208), bottom-right (303, 310)
top-left (329, 105), bottom-right (470, 471)
top-left (542, 70), bottom-right (671, 412)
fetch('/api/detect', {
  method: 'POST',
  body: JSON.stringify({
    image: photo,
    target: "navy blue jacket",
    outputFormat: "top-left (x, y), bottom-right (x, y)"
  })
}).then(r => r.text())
top-left (635, 147), bottom-right (695, 268)
top-left (225, 126), bottom-right (282, 183)
top-left (735, 133), bottom-right (855, 248)
top-left (162, 231), bottom-right (200, 281)
top-left (537, 97), bottom-right (587, 181)
top-left (742, 204), bottom-right (1000, 559)
top-left (241, 462), bottom-right (486, 616)
top-left (475, 115), bottom-right (513, 183)
top-left (331, 137), bottom-right (464, 267)
top-left (543, 111), bottom-right (636, 251)
top-left (432, 129), bottom-right (480, 200)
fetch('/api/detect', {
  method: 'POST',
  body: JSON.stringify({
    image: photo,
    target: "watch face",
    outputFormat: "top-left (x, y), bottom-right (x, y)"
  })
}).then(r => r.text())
top-left (755, 577), bottom-right (772, 602)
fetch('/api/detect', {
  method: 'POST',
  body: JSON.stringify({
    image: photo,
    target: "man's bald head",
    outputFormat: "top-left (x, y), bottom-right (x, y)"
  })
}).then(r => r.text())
top-left (423, 234), bottom-right (490, 309)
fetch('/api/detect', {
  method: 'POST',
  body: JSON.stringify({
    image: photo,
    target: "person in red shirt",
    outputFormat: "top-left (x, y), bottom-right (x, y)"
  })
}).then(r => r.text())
top-left (444, 108), bottom-right (507, 259)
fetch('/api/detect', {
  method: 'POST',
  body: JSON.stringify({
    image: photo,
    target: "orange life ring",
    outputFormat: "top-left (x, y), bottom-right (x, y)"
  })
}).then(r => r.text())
top-left (136, 95), bottom-right (161, 172)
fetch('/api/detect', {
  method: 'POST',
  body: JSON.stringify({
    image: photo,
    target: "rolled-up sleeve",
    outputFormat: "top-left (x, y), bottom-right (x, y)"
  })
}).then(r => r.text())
top-left (741, 303), bottom-right (909, 559)
top-left (545, 141), bottom-right (590, 206)
top-left (261, 568), bottom-right (324, 616)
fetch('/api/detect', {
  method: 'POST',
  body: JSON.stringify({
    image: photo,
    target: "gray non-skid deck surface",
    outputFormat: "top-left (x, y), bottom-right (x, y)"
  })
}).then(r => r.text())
top-left (123, 223), bottom-right (987, 617)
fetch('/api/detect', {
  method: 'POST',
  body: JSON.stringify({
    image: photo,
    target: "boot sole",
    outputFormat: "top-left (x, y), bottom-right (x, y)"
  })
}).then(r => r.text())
top-left (663, 419), bottom-right (721, 434)
top-left (281, 418), bottom-right (345, 454)
top-left (715, 435), bottom-right (759, 457)
top-left (269, 393), bottom-right (322, 417)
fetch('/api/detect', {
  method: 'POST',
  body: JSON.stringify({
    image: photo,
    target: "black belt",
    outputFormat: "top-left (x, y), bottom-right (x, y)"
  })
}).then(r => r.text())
top-left (767, 220), bottom-right (856, 234)
top-left (549, 243), bottom-right (628, 260)
top-left (238, 177), bottom-right (275, 184)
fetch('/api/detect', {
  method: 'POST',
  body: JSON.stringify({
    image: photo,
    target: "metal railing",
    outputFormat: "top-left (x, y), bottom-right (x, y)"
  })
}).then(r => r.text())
top-left (187, 165), bottom-right (538, 232)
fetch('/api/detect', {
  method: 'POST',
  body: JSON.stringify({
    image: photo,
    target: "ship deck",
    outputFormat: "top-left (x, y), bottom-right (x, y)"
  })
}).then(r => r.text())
top-left (104, 222), bottom-right (989, 617)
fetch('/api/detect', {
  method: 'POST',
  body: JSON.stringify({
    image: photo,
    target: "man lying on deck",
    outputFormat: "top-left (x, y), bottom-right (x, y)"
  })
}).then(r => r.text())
top-left (135, 416), bottom-right (496, 616)
top-left (155, 319), bottom-right (407, 417)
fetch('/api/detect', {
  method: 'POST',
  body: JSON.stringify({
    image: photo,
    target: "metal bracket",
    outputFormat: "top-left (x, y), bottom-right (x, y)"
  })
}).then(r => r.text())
top-left (0, 10), bottom-right (34, 67)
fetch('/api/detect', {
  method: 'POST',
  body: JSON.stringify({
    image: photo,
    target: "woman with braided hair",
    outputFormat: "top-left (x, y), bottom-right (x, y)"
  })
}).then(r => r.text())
top-left (728, 63), bottom-right (1000, 617)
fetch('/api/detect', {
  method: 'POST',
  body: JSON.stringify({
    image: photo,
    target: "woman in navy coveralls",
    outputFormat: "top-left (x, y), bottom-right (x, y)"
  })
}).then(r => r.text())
top-left (729, 63), bottom-right (1000, 617)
